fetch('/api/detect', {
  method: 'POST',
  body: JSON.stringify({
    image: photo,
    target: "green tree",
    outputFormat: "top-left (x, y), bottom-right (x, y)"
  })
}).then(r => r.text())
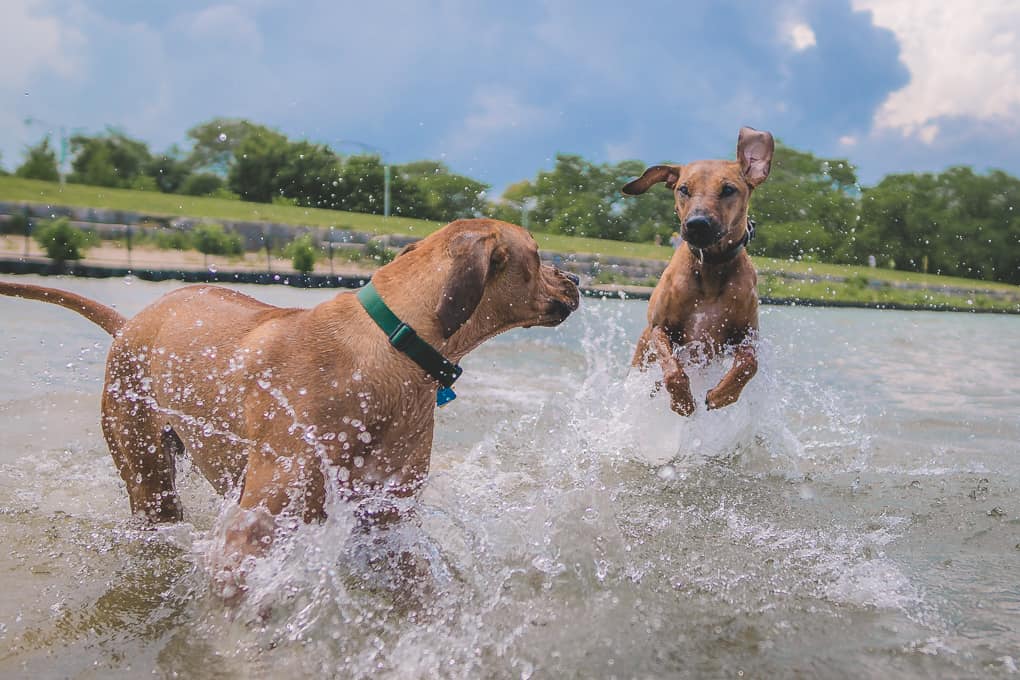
top-left (33, 218), bottom-right (94, 265)
top-left (401, 160), bottom-right (489, 221)
top-left (145, 147), bottom-right (193, 193)
top-left (68, 129), bottom-right (152, 188)
top-left (187, 118), bottom-right (268, 175)
top-left (179, 172), bottom-right (225, 196)
top-left (749, 143), bottom-right (858, 262)
top-left (227, 128), bottom-right (292, 202)
top-left (272, 140), bottom-right (342, 208)
top-left (330, 155), bottom-right (428, 217)
top-left (16, 137), bottom-right (60, 182)
top-left (521, 154), bottom-right (631, 240)
top-left (285, 234), bottom-right (319, 273)
top-left (857, 167), bottom-right (1020, 283)
top-left (854, 173), bottom-right (943, 272)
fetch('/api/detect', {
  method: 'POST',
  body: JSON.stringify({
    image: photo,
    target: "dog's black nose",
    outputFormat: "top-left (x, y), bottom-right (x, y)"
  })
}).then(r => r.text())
top-left (684, 215), bottom-right (717, 246)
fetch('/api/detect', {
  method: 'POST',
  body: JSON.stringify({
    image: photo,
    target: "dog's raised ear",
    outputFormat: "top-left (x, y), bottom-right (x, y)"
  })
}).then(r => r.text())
top-left (737, 127), bottom-right (774, 187)
top-left (622, 165), bottom-right (683, 195)
top-left (436, 232), bottom-right (507, 338)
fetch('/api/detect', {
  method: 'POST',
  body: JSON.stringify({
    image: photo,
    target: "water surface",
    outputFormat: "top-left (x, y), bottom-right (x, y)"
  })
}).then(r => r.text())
top-left (1, 275), bottom-right (1018, 678)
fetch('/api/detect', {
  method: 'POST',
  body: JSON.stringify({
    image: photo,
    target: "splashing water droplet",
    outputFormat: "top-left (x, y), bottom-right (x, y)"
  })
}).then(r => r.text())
top-left (123, 275), bottom-right (135, 285)
top-left (208, 264), bottom-right (218, 274)
top-left (218, 133), bottom-right (228, 142)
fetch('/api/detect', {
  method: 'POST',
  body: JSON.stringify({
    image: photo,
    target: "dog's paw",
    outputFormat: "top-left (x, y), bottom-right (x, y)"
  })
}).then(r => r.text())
top-left (705, 387), bottom-right (736, 410)
top-left (664, 373), bottom-right (696, 416)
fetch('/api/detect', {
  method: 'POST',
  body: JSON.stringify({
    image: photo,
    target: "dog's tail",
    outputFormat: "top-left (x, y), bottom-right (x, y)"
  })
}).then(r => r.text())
top-left (0, 281), bottom-right (126, 336)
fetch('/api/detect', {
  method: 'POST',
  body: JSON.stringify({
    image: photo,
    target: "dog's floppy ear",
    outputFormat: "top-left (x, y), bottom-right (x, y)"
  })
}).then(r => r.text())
top-left (622, 165), bottom-right (682, 195)
top-left (737, 127), bottom-right (775, 187)
top-left (395, 241), bottom-right (419, 258)
top-left (436, 232), bottom-right (505, 338)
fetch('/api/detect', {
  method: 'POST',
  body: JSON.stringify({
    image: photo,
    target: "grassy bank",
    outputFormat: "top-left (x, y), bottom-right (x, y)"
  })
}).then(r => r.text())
top-left (0, 177), bottom-right (669, 259)
top-left (2, 176), bottom-right (1018, 312)
top-left (759, 274), bottom-right (1019, 313)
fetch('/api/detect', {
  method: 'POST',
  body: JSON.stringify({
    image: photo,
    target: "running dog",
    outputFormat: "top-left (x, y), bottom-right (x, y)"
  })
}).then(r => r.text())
top-left (0, 218), bottom-right (579, 590)
top-left (623, 127), bottom-right (774, 415)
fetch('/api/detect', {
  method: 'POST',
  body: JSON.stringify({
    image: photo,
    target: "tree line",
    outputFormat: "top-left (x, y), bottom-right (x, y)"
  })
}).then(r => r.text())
top-left (4, 117), bottom-right (1019, 284)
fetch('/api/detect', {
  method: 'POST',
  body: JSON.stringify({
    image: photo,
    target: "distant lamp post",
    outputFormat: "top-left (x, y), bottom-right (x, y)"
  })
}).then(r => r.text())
top-left (22, 206), bottom-right (31, 258)
top-left (126, 224), bottom-right (133, 269)
top-left (23, 117), bottom-right (85, 187)
top-left (335, 140), bottom-right (391, 218)
top-left (328, 226), bottom-right (335, 275)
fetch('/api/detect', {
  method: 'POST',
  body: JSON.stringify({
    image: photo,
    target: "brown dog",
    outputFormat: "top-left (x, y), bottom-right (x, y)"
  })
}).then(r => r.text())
top-left (622, 127), bottom-right (774, 416)
top-left (0, 218), bottom-right (579, 584)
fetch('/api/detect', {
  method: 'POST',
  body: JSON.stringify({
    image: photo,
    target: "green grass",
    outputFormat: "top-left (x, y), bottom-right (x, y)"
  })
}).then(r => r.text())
top-left (2, 176), bottom-right (1018, 300)
top-left (759, 275), bottom-right (1019, 312)
top-left (0, 176), bottom-right (671, 257)
top-left (0, 176), bottom-right (441, 236)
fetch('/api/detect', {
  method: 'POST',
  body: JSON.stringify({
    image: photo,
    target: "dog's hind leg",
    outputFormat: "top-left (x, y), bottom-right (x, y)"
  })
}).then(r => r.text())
top-left (101, 390), bottom-right (184, 523)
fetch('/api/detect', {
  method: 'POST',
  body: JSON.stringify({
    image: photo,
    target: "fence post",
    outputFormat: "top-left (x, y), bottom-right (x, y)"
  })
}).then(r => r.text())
top-left (22, 206), bottom-right (31, 258)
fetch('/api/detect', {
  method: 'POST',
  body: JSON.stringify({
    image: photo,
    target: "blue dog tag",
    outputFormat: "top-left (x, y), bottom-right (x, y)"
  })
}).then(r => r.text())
top-left (436, 386), bottom-right (457, 407)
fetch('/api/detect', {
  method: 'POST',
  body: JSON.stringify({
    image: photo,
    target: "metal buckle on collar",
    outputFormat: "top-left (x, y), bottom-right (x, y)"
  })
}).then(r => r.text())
top-left (388, 323), bottom-right (417, 351)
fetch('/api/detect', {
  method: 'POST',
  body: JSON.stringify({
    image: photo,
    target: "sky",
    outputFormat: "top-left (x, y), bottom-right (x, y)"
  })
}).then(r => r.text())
top-left (2, 0), bottom-right (1020, 193)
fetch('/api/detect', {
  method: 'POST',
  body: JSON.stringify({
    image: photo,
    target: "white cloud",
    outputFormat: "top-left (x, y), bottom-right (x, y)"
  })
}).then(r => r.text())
top-left (606, 141), bottom-right (639, 164)
top-left (853, 1), bottom-right (1020, 140)
top-left (788, 22), bottom-right (817, 51)
top-left (181, 4), bottom-right (263, 53)
top-left (0, 0), bottom-right (84, 89)
top-left (839, 135), bottom-right (858, 147)
top-left (446, 87), bottom-right (551, 156)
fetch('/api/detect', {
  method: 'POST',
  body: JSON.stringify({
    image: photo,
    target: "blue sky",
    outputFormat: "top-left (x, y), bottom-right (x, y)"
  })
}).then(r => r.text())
top-left (3, 1), bottom-right (1020, 193)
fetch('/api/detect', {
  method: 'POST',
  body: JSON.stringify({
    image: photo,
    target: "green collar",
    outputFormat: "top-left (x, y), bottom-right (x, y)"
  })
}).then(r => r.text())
top-left (356, 282), bottom-right (462, 406)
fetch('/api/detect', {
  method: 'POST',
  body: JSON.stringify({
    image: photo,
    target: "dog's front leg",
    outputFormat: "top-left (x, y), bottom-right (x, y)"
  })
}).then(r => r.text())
top-left (706, 340), bottom-right (758, 410)
top-left (647, 325), bottom-right (696, 416)
top-left (211, 450), bottom-right (326, 602)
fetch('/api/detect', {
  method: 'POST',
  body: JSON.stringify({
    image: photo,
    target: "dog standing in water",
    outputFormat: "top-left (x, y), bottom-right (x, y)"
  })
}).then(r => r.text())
top-left (0, 218), bottom-right (579, 594)
top-left (623, 127), bottom-right (774, 415)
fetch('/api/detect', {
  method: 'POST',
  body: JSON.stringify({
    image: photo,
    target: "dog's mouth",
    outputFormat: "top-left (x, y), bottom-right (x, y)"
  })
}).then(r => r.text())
top-left (525, 275), bottom-right (580, 328)
top-left (681, 227), bottom-right (724, 249)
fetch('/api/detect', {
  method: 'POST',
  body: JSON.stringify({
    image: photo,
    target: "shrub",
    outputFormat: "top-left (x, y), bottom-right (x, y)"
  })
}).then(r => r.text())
top-left (845, 273), bottom-right (869, 290)
top-left (179, 172), bottom-right (225, 197)
top-left (152, 228), bottom-right (193, 250)
top-left (128, 174), bottom-right (159, 192)
top-left (208, 187), bottom-right (241, 200)
top-left (1, 212), bottom-right (29, 236)
top-left (285, 234), bottom-right (318, 273)
top-left (33, 218), bottom-right (96, 263)
top-left (192, 223), bottom-right (243, 262)
top-left (363, 239), bottom-right (395, 264)
top-left (271, 194), bottom-right (299, 207)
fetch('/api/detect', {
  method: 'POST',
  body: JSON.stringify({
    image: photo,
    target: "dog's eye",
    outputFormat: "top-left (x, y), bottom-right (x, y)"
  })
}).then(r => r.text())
top-left (720, 184), bottom-right (737, 198)
top-left (678, 185), bottom-right (690, 197)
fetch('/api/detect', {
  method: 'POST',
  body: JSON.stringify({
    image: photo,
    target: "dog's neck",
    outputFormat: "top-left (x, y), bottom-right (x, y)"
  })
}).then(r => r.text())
top-left (360, 262), bottom-right (483, 364)
top-left (677, 226), bottom-right (753, 295)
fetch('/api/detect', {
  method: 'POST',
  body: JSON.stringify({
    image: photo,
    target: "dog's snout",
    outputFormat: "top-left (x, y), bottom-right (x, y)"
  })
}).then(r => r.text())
top-left (683, 214), bottom-right (719, 247)
top-left (560, 270), bottom-right (580, 286)
top-left (685, 215), bottom-right (713, 233)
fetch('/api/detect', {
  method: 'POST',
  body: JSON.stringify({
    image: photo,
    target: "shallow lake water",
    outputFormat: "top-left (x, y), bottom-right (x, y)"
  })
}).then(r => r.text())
top-left (0, 275), bottom-right (1018, 678)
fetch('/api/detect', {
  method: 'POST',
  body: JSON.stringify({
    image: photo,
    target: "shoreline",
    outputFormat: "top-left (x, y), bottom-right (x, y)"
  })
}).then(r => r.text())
top-left (2, 258), bottom-right (1016, 316)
